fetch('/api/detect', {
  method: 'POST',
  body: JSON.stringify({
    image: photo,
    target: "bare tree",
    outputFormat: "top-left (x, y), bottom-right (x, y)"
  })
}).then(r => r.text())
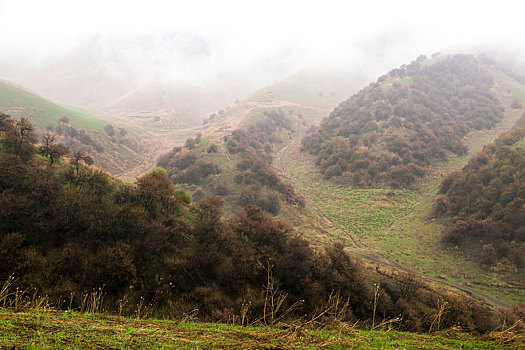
top-left (38, 133), bottom-right (70, 165)
top-left (71, 150), bottom-right (94, 174)
top-left (397, 272), bottom-right (423, 300)
top-left (16, 118), bottom-right (36, 143)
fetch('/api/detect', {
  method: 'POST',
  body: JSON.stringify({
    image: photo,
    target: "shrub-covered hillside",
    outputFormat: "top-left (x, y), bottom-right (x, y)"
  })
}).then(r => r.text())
top-left (301, 54), bottom-right (504, 188)
top-left (158, 109), bottom-right (305, 215)
top-left (434, 116), bottom-right (525, 272)
top-left (0, 114), bottom-right (509, 332)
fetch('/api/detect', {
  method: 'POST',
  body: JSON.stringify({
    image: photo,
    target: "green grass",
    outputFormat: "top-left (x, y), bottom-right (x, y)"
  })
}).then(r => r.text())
top-left (0, 80), bottom-right (108, 130)
top-left (304, 184), bottom-right (418, 240)
top-left (379, 77), bottom-right (413, 90)
top-left (247, 69), bottom-right (367, 123)
top-left (0, 308), bottom-right (519, 349)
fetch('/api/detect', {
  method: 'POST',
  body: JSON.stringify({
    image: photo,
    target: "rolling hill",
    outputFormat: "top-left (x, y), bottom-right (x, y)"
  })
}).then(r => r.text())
top-left (0, 116), bottom-right (513, 336)
top-left (2, 54), bottom-right (525, 347)
top-left (0, 79), bottom-right (108, 130)
top-left (154, 54), bottom-right (525, 308)
top-left (301, 54), bottom-right (505, 188)
top-left (0, 79), bottom-right (152, 176)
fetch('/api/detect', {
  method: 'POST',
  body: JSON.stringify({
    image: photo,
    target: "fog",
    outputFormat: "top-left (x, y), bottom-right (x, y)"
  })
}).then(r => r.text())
top-left (1, 0), bottom-right (525, 120)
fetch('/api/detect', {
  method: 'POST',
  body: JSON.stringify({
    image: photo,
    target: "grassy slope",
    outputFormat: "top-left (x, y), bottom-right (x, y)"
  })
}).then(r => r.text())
top-left (0, 309), bottom-right (519, 349)
top-left (247, 69), bottom-right (369, 122)
top-left (0, 80), bottom-right (108, 130)
top-left (0, 80), bottom-right (159, 178)
top-left (275, 62), bottom-right (525, 306)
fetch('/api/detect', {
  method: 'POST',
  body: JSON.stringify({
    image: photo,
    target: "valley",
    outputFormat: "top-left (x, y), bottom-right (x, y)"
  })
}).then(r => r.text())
top-left (4, 1), bottom-right (525, 347)
top-left (273, 59), bottom-right (525, 306)
top-left (154, 54), bottom-right (525, 308)
top-left (2, 53), bottom-right (525, 348)
top-left (95, 55), bottom-right (525, 307)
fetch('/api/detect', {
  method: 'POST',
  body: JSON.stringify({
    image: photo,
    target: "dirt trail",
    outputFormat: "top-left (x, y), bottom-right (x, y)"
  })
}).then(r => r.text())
top-left (276, 137), bottom-right (510, 309)
top-left (120, 93), bottom-right (329, 180)
top-left (120, 131), bottom-right (183, 179)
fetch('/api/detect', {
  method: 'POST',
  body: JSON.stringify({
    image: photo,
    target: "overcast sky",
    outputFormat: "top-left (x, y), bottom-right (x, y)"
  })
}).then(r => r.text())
top-left (1, 0), bottom-right (525, 92)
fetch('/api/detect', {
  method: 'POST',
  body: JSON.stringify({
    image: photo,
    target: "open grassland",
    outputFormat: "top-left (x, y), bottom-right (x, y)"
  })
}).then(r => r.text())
top-left (0, 309), bottom-right (521, 349)
top-left (0, 81), bottom-right (108, 131)
top-left (248, 70), bottom-right (367, 114)
top-left (275, 68), bottom-right (525, 307)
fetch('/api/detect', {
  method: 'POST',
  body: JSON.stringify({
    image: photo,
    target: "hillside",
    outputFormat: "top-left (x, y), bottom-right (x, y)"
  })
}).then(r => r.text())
top-left (0, 34), bottom-right (312, 129)
top-left (159, 109), bottom-right (307, 215)
top-left (0, 79), bottom-right (107, 130)
top-left (0, 113), bottom-right (513, 335)
top-left (157, 70), bottom-right (368, 215)
top-left (0, 79), bottom-right (151, 176)
top-left (155, 55), bottom-right (525, 307)
top-left (151, 55), bottom-right (525, 312)
top-left (274, 54), bottom-right (525, 306)
top-left (248, 69), bottom-right (370, 119)
top-left (301, 54), bottom-right (504, 187)
top-left (435, 117), bottom-right (525, 273)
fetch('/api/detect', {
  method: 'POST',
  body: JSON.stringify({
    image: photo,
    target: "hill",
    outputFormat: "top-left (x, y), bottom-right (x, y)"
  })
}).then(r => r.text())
top-left (434, 117), bottom-right (525, 273)
top-left (0, 79), bottom-right (107, 130)
top-left (0, 34), bottom-right (313, 129)
top-left (0, 114), bottom-right (510, 334)
top-left (159, 109), bottom-right (307, 215)
top-left (0, 79), bottom-right (150, 176)
top-left (248, 69), bottom-right (370, 118)
top-left (274, 54), bottom-right (525, 306)
top-left (153, 56), bottom-right (525, 309)
top-left (301, 54), bottom-right (504, 188)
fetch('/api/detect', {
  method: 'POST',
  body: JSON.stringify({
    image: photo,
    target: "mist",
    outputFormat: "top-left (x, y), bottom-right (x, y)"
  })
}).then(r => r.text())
top-left (2, 0), bottom-right (525, 121)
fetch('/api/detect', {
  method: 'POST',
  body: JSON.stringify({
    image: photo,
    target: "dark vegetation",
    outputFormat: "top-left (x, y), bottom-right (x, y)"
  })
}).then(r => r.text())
top-left (0, 114), bottom-right (514, 333)
top-left (48, 119), bottom-right (135, 155)
top-left (158, 143), bottom-right (221, 186)
top-left (301, 55), bottom-right (504, 188)
top-left (434, 117), bottom-right (525, 272)
top-left (158, 109), bottom-right (305, 215)
top-left (43, 118), bottom-right (143, 177)
top-left (47, 118), bottom-right (105, 153)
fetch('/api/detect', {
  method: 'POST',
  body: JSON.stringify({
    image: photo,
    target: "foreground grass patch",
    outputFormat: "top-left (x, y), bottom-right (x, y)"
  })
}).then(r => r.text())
top-left (0, 309), bottom-right (521, 349)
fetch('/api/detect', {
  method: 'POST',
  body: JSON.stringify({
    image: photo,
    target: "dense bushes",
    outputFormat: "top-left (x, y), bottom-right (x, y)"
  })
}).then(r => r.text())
top-left (224, 110), bottom-right (305, 210)
top-left (157, 109), bottom-right (305, 215)
top-left (434, 119), bottom-right (525, 271)
top-left (301, 55), bottom-right (504, 187)
top-left (51, 121), bottom-right (105, 153)
top-left (0, 115), bottom-right (504, 332)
